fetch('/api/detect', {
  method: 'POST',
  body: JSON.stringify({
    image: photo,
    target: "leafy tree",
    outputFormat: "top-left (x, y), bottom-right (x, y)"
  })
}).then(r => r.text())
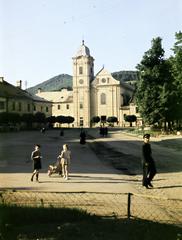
top-left (66, 116), bottom-right (74, 127)
top-left (21, 113), bottom-right (35, 129)
top-left (34, 112), bottom-right (46, 123)
top-left (91, 116), bottom-right (100, 124)
top-left (169, 31), bottom-right (182, 128)
top-left (0, 112), bottom-right (9, 124)
top-left (0, 112), bottom-right (21, 124)
top-left (56, 115), bottom-right (74, 127)
top-left (124, 115), bottom-right (137, 127)
top-left (46, 116), bottom-right (56, 124)
top-left (136, 37), bottom-right (172, 127)
top-left (107, 116), bottom-right (118, 126)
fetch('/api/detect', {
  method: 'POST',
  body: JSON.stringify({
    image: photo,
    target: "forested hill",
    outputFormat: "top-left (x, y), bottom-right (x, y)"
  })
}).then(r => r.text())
top-left (27, 74), bottom-right (72, 95)
top-left (111, 70), bottom-right (139, 82)
top-left (27, 71), bottom-right (138, 95)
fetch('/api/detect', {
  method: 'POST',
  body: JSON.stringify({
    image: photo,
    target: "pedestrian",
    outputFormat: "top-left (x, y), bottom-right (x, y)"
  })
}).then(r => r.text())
top-left (80, 129), bottom-right (86, 144)
top-left (31, 144), bottom-right (42, 182)
top-left (142, 134), bottom-right (157, 188)
top-left (58, 144), bottom-right (71, 180)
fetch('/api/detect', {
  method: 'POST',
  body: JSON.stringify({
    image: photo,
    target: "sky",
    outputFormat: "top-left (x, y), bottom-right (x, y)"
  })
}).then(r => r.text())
top-left (0, 0), bottom-right (181, 88)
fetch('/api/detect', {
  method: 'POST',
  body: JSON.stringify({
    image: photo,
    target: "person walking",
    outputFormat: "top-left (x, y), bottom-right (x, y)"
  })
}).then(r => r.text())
top-left (31, 144), bottom-right (42, 182)
top-left (58, 144), bottom-right (71, 180)
top-left (80, 129), bottom-right (86, 144)
top-left (142, 134), bottom-right (157, 188)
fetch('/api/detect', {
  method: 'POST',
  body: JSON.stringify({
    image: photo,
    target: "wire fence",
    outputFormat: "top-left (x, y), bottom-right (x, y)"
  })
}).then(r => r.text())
top-left (0, 190), bottom-right (181, 226)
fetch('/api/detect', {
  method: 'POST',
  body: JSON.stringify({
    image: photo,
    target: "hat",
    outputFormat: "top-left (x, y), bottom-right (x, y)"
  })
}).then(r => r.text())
top-left (143, 134), bottom-right (150, 139)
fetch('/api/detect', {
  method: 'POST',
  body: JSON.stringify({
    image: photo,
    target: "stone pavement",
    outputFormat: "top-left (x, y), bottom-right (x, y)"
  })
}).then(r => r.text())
top-left (89, 128), bottom-right (182, 200)
top-left (0, 128), bottom-right (182, 224)
top-left (0, 129), bottom-right (136, 193)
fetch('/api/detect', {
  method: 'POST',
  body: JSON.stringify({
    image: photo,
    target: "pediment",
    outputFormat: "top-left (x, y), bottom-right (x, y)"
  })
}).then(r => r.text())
top-left (92, 68), bottom-right (119, 86)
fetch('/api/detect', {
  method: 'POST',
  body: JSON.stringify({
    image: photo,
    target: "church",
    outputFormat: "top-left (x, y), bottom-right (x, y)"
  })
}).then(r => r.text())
top-left (36, 41), bottom-right (138, 127)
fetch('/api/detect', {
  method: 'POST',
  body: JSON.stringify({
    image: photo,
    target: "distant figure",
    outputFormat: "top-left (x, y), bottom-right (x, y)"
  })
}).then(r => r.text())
top-left (99, 126), bottom-right (108, 137)
top-left (31, 144), bottom-right (42, 182)
top-left (60, 129), bottom-right (64, 136)
top-left (58, 144), bottom-right (71, 180)
top-left (142, 134), bottom-right (157, 188)
top-left (41, 127), bottom-right (46, 133)
top-left (80, 129), bottom-right (86, 144)
top-left (99, 126), bottom-right (104, 136)
top-left (104, 127), bottom-right (108, 137)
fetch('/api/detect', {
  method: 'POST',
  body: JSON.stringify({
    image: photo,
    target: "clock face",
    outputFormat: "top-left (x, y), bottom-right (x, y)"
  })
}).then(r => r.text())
top-left (79, 79), bottom-right (84, 84)
top-left (102, 78), bottom-right (106, 83)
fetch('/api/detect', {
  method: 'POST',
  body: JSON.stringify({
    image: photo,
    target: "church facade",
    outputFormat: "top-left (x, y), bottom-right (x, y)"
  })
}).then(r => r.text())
top-left (37, 41), bottom-right (138, 127)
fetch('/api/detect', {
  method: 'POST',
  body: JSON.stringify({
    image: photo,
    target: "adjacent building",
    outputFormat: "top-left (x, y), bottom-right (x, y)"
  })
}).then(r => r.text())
top-left (0, 77), bottom-right (52, 118)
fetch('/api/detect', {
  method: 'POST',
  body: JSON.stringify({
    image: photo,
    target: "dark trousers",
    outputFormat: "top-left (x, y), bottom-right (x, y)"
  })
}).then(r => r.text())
top-left (143, 163), bottom-right (156, 186)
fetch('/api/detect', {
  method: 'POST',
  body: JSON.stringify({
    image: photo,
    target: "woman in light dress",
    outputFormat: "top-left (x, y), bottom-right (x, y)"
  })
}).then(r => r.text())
top-left (58, 144), bottom-right (71, 180)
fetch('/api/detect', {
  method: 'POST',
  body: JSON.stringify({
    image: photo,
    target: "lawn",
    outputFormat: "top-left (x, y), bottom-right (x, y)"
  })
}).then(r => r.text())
top-left (0, 204), bottom-right (181, 240)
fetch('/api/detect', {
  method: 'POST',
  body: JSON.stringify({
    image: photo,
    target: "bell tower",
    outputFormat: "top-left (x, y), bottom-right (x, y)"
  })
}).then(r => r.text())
top-left (72, 41), bottom-right (94, 127)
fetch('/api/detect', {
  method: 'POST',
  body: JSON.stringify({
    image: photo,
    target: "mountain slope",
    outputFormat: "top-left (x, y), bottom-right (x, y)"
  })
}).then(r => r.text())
top-left (27, 74), bottom-right (72, 95)
top-left (27, 71), bottom-right (138, 95)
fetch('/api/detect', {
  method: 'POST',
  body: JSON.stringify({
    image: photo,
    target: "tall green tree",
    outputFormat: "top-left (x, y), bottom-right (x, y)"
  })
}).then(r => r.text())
top-left (136, 37), bottom-right (172, 127)
top-left (170, 31), bottom-right (182, 126)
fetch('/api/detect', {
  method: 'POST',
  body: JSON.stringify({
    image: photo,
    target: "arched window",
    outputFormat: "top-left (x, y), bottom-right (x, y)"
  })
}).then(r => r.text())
top-left (79, 66), bottom-right (83, 74)
top-left (100, 93), bottom-right (106, 105)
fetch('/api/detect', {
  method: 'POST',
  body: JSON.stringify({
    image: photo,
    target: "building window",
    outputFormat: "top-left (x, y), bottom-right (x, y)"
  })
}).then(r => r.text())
top-left (107, 78), bottom-right (110, 83)
top-left (66, 104), bottom-right (69, 109)
top-left (18, 102), bottom-right (22, 111)
top-left (41, 106), bottom-right (43, 112)
top-left (101, 78), bottom-right (106, 83)
top-left (46, 106), bottom-right (49, 112)
top-left (100, 93), bottom-right (106, 105)
top-left (58, 105), bottom-right (60, 110)
top-left (27, 104), bottom-right (30, 112)
top-left (0, 101), bottom-right (5, 110)
top-left (33, 105), bottom-right (36, 111)
top-left (12, 102), bottom-right (15, 111)
top-left (136, 107), bottom-right (139, 113)
top-left (80, 117), bottom-right (83, 126)
top-left (79, 66), bottom-right (83, 74)
top-left (80, 103), bottom-right (83, 109)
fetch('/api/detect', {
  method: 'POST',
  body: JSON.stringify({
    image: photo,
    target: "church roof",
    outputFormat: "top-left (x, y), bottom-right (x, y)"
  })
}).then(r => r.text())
top-left (76, 40), bottom-right (90, 57)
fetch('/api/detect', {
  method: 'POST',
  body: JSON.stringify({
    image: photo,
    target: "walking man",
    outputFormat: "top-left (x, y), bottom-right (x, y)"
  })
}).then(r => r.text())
top-left (142, 134), bottom-right (157, 188)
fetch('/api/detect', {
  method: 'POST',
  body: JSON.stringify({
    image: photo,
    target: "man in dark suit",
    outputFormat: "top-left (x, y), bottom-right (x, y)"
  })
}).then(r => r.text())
top-left (142, 134), bottom-right (157, 188)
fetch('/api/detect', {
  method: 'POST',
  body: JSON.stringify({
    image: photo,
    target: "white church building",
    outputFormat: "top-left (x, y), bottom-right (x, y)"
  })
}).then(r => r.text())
top-left (36, 41), bottom-right (138, 127)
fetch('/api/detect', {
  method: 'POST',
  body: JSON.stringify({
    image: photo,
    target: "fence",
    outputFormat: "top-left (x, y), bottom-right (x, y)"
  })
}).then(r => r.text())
top-left (0, 190), bottom-right (181, 226)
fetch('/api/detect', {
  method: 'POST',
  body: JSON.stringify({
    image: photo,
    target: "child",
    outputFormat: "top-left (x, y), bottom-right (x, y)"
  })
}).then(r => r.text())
top-left (31, 144), bottom-right (42, 182)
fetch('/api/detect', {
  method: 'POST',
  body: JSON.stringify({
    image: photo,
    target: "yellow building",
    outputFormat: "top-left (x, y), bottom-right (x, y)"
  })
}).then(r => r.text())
top-left (37, 41), bottom-right (138, 127)
top-left (0, 77), bottom-right (52, 118)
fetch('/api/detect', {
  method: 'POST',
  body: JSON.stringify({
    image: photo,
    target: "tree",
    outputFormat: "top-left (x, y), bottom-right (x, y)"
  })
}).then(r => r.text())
top-left (170, 31), bottom-right (182, 128)
top-left (91, 116), bottom-right (100, 125)
top-left (21, 113), bottom-right (35, 129)
top-left (34, 112), bottom-right (46, 123)
top-left (56, 115), bottom-right (67, 127)
top-left (46, 116), bottom-right (56, 128)
top-left (107, 116), bottom-right (118, 126)
top-left (66, 116), bottom-right (74, 127)
top-left (124, 115), bottom-right (137, 127)
top-left (136, 37), bottom-right (172, 127)
top-left (0, 112), bottom-right (21, 124)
